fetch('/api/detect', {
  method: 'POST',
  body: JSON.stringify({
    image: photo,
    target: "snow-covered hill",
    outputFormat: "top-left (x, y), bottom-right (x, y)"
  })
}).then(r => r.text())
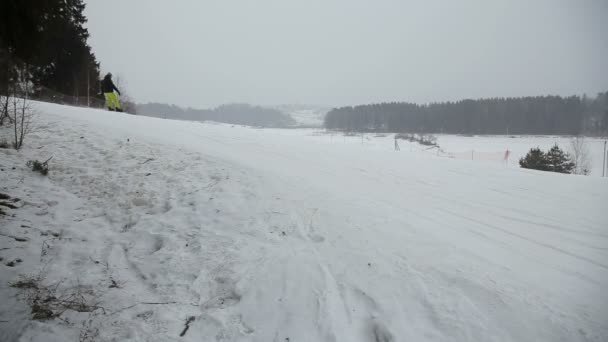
top-left (1, 102), bottom-right (607, 342)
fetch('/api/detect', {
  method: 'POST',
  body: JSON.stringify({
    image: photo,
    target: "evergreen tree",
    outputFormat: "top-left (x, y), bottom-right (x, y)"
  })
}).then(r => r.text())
top-left (0, 0), bottom-right (100, 99)
top-left (545, 144), bottom-right (575, 174)
top-left (519, 148), bottom-right (549, 171)
top-left (519, 145), bottom-right (575, 174)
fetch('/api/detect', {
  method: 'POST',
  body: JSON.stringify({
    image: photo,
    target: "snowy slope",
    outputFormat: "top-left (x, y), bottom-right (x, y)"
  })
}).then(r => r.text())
top-left (275, 105), bottom-right (328, 127)
top-left (1, 102), bottom-right (607, 342)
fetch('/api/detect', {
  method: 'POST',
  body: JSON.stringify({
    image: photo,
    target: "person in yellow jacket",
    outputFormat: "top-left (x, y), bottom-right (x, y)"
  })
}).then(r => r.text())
top-left (100, 73), bottom-right (122, 112)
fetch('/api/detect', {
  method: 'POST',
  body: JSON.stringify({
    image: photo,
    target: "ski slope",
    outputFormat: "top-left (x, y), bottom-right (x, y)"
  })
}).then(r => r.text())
top-left (1, 102), bottom-right (607, 342)
top-left (274, 105), bottom-right (328, 127)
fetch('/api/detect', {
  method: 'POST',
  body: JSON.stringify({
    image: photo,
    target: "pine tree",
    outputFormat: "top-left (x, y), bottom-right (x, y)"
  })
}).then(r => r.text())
top-left (1, 0), bottom-right (99, 99)
top-left (545, 144), bottom-right (575, 174)
top-left (519, 147), bottom-right (549, 171)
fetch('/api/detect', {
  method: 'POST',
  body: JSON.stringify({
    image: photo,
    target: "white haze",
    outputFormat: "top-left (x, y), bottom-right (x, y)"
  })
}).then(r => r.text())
top-left (84, 0), bottom-right (608, 108)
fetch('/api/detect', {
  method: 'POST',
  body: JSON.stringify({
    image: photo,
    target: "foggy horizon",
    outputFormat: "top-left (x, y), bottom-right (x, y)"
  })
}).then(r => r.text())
top-left (84, 0), bottom-right (608, 109)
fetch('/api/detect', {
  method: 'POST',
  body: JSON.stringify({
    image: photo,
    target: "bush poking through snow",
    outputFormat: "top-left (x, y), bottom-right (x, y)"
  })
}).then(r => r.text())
top-left (27, 157), bottom-right (52, 175)
top-left (7, 94), bottom-right (36, 150)
top-left (419, 134), bottom-right (438, 146)
top-left (10, 273), bottom-right (105, 321)
top-left (395, 133), bottom-right (438, 147)
top-left (9, 275), bottom-right (41, 289)
top-left (0, 138), bottom-right (9, 149)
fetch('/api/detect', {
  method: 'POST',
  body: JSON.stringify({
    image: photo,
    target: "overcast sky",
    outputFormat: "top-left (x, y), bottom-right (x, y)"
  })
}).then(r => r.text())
top-left (84, 0), bottom-right (608, 109)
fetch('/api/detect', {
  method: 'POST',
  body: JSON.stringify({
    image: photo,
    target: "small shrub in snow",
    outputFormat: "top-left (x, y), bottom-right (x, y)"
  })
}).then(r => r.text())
top-left (27, 158), bottom-right (51, 175)
top-left (6, 91), bottom-right (36, 150)
top-left (395, 133), bottom-right (438, 147)
top-left (418, 134), bottom-right (437, 146)
top-left (10, 274), bottom-right (43, 290)
top-left (0, 138), bottom-right (9, 149)
top-left (11, 273), bottom-right (105, 321)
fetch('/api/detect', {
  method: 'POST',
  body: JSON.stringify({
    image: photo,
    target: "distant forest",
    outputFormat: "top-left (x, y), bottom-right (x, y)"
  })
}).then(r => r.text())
top-left (137, 103), bottom-right (295, 128)
top-left (324, 92), bottom-right (608, 135)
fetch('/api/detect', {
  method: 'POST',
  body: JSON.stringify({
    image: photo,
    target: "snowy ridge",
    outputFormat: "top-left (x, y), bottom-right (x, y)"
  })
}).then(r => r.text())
top-left (1, 102), bottom-right (607, 341)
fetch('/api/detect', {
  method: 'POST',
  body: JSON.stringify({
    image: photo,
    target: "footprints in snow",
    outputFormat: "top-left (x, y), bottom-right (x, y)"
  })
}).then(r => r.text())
top-left (371, 321), bottom-right (394, 342)
top-left (346, 287), bottom-right (395, 342)
top-left (265, 207), bottom-right (327, 244)
top-left (201, 276), bottom-right (242, 310)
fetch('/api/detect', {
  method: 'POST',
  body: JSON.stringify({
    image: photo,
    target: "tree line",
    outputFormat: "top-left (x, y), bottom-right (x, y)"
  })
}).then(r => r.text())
top-left (325, 93), bottom-right (608, 135)
top-left (136, 103), bottom-right (296, 128)
top-left (1, 0), bottom-right (101, 106)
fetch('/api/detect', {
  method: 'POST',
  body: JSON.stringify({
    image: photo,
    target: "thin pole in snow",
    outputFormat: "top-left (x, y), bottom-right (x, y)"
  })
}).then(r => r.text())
top-left (603, 140), bottom-right (607, 177)
top-left (472, 150), bottom-right (474, 160)
top-left (87, 70), bottom-right (90, 107)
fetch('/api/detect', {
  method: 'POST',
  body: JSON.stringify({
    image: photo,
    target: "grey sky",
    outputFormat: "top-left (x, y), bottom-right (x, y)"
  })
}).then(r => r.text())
top-left (84, 0), bottom-right (608, 109)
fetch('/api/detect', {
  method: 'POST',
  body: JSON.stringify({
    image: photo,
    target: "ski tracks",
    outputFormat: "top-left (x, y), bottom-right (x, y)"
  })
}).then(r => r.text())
top-left (5, 111), bottom-right (607, 341)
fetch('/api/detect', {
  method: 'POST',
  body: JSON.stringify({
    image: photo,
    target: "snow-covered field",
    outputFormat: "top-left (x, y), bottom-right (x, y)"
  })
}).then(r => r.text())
top-left (435, 135), bottom-right (608, 177)
top-left (1, 102), bottom-right (607, 341)
top-left (243, 130), bottom-right (607, 176)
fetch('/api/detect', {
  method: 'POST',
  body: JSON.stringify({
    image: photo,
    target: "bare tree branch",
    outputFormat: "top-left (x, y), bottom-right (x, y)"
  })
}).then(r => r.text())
top-left (570, 136), bottom-right (592, 175)
top-left (7, 65), bottom-right (36, 150)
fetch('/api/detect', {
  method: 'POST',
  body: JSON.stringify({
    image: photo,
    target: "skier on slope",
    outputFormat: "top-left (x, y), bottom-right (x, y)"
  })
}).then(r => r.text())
top-left (101, 73), bottom-right (122, 112)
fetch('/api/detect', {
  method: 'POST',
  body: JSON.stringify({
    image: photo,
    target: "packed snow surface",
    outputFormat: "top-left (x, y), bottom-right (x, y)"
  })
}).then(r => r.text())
top-left (1, 102), bottom-right (607, 341)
